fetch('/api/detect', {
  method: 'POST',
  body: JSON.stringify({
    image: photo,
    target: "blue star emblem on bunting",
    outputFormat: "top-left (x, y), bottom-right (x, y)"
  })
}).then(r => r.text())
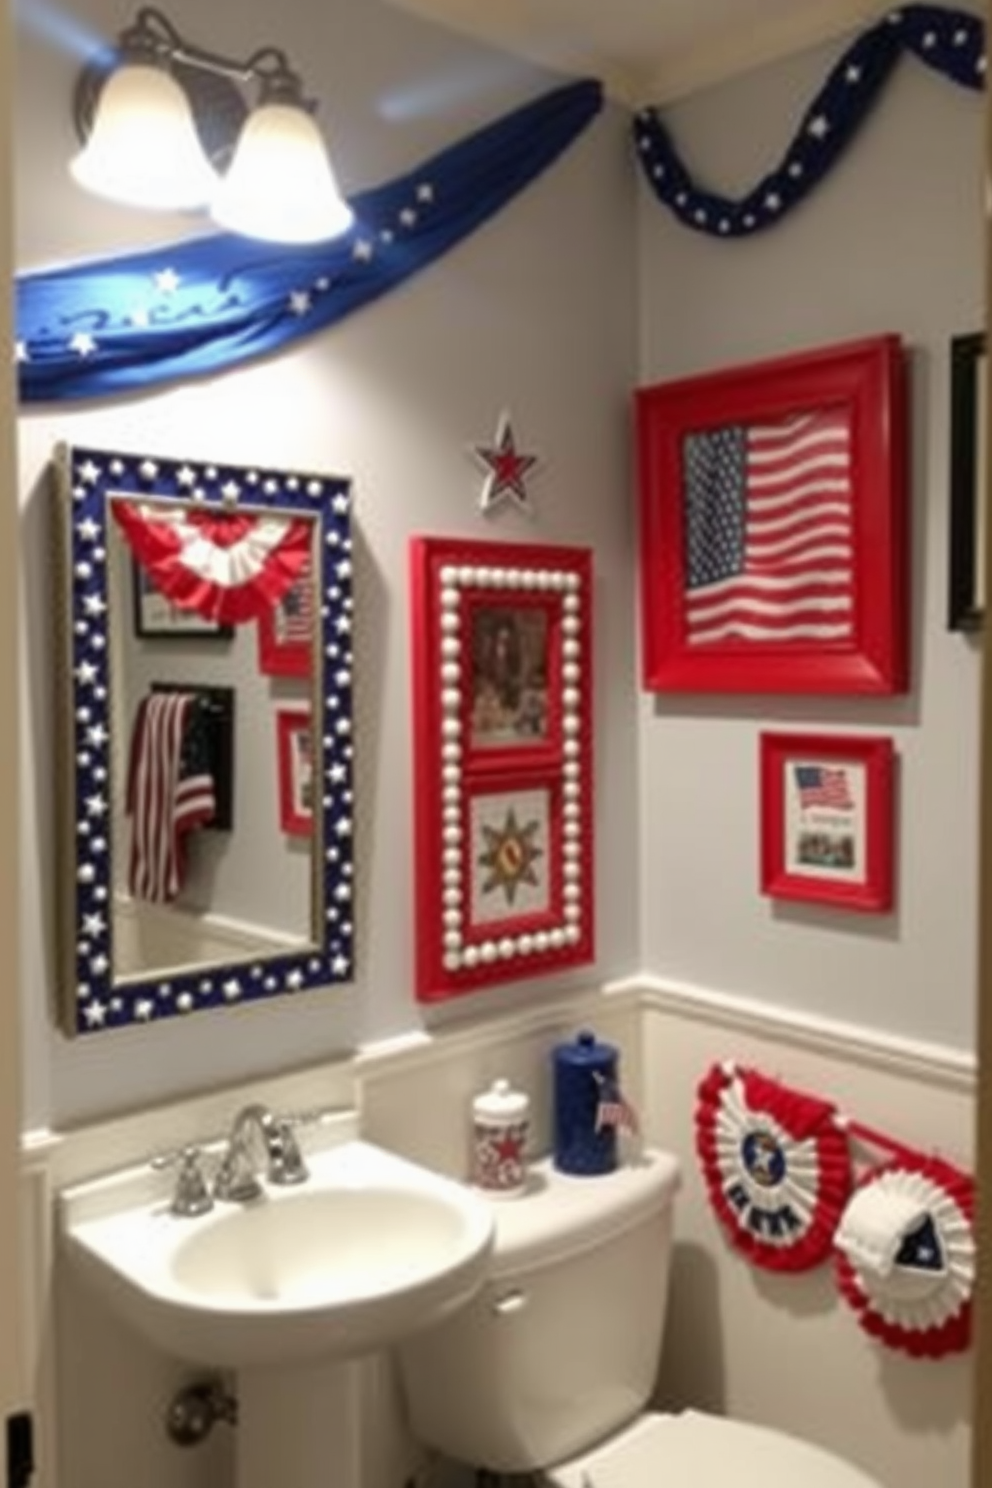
top-left (473, 412), bottom-right (538, 515)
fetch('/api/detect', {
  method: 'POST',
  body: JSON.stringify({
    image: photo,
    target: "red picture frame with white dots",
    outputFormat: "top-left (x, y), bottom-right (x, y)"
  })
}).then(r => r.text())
top-left (409, 537), bottom-right (594, 1002)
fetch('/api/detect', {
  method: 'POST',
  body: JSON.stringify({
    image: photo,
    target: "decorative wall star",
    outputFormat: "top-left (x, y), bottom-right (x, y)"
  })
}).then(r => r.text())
top-left (473, 412), bottom-right (539, 515)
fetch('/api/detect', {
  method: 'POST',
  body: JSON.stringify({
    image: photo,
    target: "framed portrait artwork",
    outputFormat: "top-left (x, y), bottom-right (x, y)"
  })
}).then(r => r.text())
top-left (948, 331), bottom-right (986, 631)
top-left (276, 705), bottom-right (314, 836)
top-left (636, 335), bottom-right (908, 694)
top-left (132, 558), bottom-right (233, 639)
top-left (257, 553), bottom-right (313, 676)
top-left (410, 537), bottom-right (594, 1002)
top-left (760, 732), bottom-right (895, 913)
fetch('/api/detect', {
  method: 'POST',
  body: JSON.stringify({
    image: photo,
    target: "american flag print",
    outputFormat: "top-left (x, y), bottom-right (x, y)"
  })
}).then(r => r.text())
top-left (275, 560), bottom-right (313, 647)
top-left (683, 408), bottom-right (854, 647)
top-left (794, 764), bottom-right (854, 812)
top-left (126, 692), bottom-right (217, 902)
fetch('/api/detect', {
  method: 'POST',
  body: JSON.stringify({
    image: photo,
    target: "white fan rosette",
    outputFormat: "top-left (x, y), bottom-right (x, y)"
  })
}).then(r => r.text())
top-left (834, 1157), bottom-right (975, 1358)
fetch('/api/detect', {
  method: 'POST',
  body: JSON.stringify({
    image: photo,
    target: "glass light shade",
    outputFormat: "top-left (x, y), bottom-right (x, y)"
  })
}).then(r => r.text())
top-left (70, 62), bottom-right (219, 211)
top-left (210, 103), bottom-right (354, 244)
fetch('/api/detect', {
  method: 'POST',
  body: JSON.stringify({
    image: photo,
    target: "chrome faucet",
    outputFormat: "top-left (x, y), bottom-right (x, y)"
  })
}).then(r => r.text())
top-left (213, 1103), bottom-right (309, 1202)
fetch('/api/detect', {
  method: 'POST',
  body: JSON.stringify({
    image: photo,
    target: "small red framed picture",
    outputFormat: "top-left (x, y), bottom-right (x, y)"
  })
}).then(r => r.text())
top-left (636, 335), bottom-right (908, 694)
top-left (276, 705), bottom-right (313, 836)
top-left (760, 732), bottom-right (895, 912)
top-left (257, 555), bottom-right (314, 677)
top-left (410, 537), bottom-right (594, 1002)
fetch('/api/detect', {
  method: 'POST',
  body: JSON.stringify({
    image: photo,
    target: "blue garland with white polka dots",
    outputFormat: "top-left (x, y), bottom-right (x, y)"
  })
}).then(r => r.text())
top-left (634, 4), bottom-right (985, 239)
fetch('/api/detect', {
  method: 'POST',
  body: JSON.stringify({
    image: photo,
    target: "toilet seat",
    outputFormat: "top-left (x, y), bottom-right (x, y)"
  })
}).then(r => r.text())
top-left (547, 1411), bottom-right (882, 1488)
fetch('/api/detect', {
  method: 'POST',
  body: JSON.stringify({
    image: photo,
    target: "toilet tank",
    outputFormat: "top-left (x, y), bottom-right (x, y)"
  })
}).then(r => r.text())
top-left (397, 1148), bottom-right (681, 1474)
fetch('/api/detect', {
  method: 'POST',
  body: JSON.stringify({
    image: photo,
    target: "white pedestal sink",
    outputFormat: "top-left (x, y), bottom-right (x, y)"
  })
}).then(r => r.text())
top-left (60, 1135), bottom-right (495, 1488)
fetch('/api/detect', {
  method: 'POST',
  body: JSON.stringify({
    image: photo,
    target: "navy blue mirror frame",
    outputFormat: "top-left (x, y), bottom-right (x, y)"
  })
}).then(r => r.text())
top-left (54, 442), bottom-right (355, 1036)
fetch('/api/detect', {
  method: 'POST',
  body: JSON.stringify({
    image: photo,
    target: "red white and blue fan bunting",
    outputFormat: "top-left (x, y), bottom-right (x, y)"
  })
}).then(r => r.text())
top-left (696, 1062), bottom-right (852, 1271)
top-left (834, 1154), bottom-right (975, 1358)
top-left (111, 499), bottom-right (312, 625)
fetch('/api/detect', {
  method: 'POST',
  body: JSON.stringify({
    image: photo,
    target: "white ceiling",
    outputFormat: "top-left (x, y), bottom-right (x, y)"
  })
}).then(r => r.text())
top-left (383, 0), bottom-right (902, 104)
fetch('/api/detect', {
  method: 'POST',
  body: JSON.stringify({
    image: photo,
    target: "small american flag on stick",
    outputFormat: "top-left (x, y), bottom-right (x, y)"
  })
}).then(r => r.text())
top-left (592, 1072), bottom-right (639, 1136)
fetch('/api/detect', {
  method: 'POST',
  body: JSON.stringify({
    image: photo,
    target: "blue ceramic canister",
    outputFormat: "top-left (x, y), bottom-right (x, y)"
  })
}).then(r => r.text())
top-left (552, 1029), bottom-right (620, 1176)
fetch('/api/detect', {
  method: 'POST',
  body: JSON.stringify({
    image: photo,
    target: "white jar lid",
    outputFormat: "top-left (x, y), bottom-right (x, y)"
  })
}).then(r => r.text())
top-left (473, 1078), bottom-right (529, 1123)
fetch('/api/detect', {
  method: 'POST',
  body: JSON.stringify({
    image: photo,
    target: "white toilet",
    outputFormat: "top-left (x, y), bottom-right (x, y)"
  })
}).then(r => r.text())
top-left (397, 1148), bottom-right (882, 1487)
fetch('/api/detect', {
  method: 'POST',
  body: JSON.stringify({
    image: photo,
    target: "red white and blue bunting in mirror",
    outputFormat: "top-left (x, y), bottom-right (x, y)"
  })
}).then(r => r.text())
top-left (634, 4), bottom-right (985, 240)
top-left (111, 498), bottom-right (313, 625)
top-left (61, 444), bottom-right (354, 1033)
top-left (695, 1061), bottom-right (976, 1358)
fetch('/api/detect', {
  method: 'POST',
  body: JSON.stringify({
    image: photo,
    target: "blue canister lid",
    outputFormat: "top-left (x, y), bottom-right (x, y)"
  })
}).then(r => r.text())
top-left (554, 1029), bottom-right (617, 1072)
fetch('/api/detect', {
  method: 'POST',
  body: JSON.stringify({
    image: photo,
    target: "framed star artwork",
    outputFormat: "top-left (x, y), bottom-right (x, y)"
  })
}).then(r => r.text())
top-left (636, 335), bottom-right (908, 694)
top-left (409, 536), bottom-right (594, 1001)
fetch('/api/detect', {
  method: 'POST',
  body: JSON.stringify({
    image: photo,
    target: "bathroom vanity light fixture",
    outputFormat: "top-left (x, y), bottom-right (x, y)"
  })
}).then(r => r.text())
top-left (70, 7), bottom-right (354, 244)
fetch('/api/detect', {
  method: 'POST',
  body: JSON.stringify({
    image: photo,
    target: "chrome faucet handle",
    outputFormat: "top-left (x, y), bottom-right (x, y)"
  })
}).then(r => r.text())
top-left (152, 1146), bottom-right (213, 1217)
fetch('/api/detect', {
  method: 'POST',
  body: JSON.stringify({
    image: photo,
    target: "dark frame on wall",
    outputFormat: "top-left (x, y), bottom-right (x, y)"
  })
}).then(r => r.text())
top-left (132, 557), bottom-right (234, 640)
top-left (948, 330), bottom-right (986, 632)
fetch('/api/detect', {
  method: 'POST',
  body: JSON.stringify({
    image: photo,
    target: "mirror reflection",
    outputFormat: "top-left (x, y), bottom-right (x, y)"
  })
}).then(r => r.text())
top-left (53, 443), bottom-right (355, 1036)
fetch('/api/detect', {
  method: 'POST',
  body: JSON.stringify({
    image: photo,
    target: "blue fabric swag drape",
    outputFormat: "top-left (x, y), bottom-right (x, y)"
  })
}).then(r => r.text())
top-left (17, 78), bottom-right (603, 402)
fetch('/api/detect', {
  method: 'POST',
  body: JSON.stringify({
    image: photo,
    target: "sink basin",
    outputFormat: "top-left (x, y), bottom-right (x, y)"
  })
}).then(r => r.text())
top-left (60, 1138), bottom-right (495, 1369)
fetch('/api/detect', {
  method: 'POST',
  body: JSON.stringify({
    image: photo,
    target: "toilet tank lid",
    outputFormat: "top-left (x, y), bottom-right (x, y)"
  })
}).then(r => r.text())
top-left (486, 1148), bottom-right (681, 1274)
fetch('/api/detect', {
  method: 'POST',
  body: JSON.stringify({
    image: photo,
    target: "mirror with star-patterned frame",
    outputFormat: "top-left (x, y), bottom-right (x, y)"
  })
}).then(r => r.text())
top-left (52, 441), bottom-right (356, 1036)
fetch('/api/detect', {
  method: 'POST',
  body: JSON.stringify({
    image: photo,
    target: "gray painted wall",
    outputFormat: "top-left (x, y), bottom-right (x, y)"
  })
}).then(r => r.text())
top-left (17, 0), bottom-right (639, 1127)
top-left (636, 37), bottom-right (984, 1051)
top-left (15, 2), bottom-right (984, 1132)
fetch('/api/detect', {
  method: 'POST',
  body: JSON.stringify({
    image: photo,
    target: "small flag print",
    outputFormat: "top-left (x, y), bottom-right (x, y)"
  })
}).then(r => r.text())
top-left (794, 764), bottom-right (854, 812)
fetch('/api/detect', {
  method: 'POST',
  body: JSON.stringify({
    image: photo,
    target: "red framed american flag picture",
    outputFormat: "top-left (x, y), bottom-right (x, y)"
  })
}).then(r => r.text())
top-left (257, 553), bottom-right (314, 677)
top-left (636, 335), bottom-right (908, 694)
top-left (410, 536), bottom-right (594, 1003)
top-left (760, 732), bottom-right (895, 912)
top-left (276, 704), bottom-right (313, 836)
